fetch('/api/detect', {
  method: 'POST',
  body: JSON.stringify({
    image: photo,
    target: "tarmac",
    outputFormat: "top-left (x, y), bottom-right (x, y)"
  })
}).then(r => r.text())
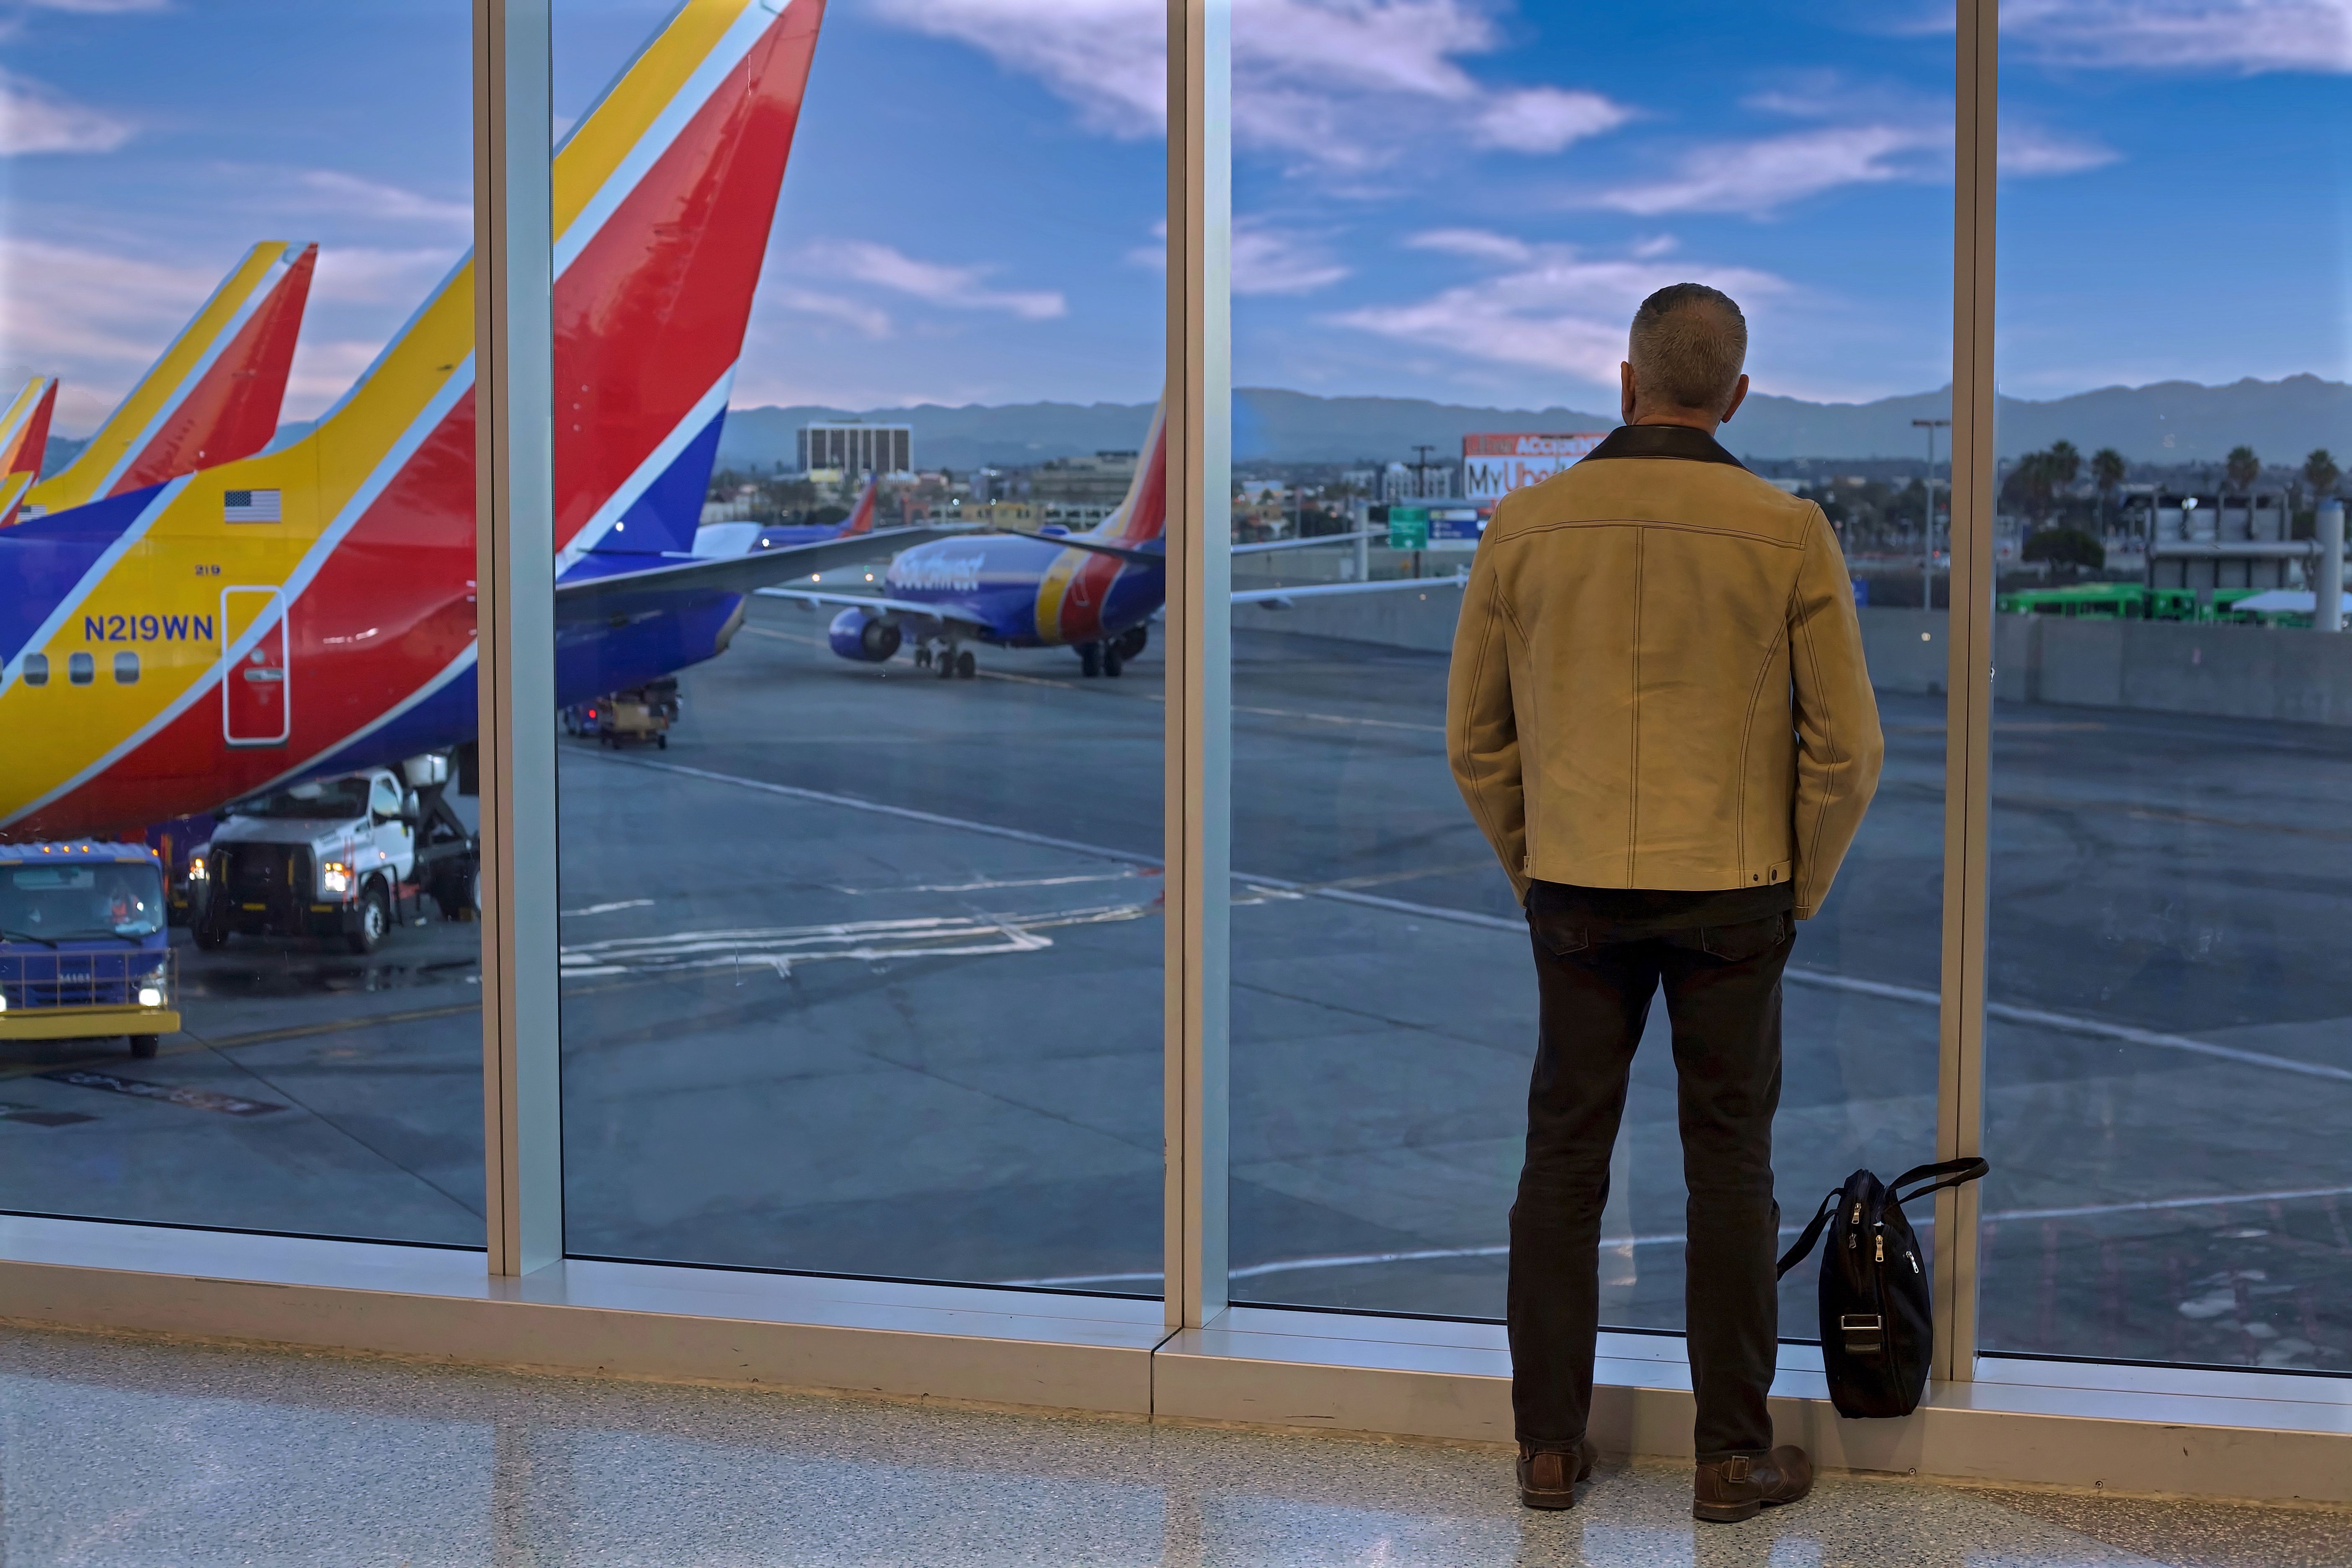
top-left (1, 592), bottom-right (2345, 1374)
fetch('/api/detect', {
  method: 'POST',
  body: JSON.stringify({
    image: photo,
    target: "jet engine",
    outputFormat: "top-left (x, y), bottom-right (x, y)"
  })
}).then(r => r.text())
top-left (828, 608), bottom-right (902, 663)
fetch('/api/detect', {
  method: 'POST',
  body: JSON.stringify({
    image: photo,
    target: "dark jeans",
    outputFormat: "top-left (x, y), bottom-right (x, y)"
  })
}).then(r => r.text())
top-left (1509, 885), bottom-right (1793, 1460)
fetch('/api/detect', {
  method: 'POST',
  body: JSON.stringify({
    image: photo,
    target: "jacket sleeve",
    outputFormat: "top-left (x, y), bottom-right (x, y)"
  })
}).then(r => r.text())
top-left (1447, 529), bottom-right (1529, 904)
top-left (1786, 506), bottom-right (1884, 918)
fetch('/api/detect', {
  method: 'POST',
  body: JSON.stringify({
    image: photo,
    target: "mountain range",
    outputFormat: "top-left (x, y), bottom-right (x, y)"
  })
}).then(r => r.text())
top-left (710, 376), bottom-right (2352, 473)
top-left (37, 375), bottom-right (2349, 482)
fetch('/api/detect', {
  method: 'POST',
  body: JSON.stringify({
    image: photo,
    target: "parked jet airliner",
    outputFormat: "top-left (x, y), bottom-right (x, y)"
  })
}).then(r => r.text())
top-left (18, 242), bottom-right (320, 523)
top-left (0, 379), bottom-right (57, 529)
top-left (1, 0), bottom-right (939, 841)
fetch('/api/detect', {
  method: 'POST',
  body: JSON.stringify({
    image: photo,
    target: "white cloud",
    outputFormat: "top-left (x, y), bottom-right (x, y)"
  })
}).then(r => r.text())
top-left (0, 70), bottom-right (132, 155)
top-left (0, 238), bottom-right (219, 426)
top-left (1472, 87), bottom-right (1632, 154)
top-left (2003, 0), bottom-right (2352, 73)
top-left (307, 247), bottom-right (460, 306)
top-left (1407, 228), bottom-right (1535, 263)
top-left (1329, 236), bottom-right (1785, 384)
top-left (774, 286), bottom-right (893, 339)
top-left (1233, 226), bottom-right (1350, 295)
top-left (289, 170), bottom-right (473, 230)
top-left (868, 0), bottom-right (1630, 171)
top-left (813, 240), bottom-right (1065, 320)
top-left (1596, 113), bottom-right (2114, 217)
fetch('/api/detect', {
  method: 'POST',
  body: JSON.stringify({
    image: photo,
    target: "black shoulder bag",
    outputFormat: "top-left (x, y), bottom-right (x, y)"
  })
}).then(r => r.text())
top-left (1774, 1157), bottom-right (1990, 1418)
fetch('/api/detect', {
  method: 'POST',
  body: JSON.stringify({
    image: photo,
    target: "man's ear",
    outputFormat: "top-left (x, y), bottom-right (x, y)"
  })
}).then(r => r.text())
top-left (1620, 361), bottom-right (1638, 425)
top-left (1719, 372), bottom-right (1751, 426)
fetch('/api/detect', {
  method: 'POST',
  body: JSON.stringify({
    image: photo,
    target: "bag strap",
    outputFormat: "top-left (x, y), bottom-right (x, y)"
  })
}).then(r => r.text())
top-left (1775, 1189), bottom-right (1840, 1279)
top-left (1890, 1157), bottom-right (1989, 1208)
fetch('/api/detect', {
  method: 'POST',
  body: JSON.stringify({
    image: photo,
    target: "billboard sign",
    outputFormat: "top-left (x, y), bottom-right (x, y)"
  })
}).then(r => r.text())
top-left (1462, 432), bottom-right (1607, 502)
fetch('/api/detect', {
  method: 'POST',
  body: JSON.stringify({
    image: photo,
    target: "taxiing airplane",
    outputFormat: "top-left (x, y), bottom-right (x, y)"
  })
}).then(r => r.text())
top-left (1, 0), bottom-right (944, 841)
top-left (763, 402), bottom-right (1463, 679)
top-left (0, 379), bottom-right (58, 528)
top-left (16, 242), bottom-right (320, 522)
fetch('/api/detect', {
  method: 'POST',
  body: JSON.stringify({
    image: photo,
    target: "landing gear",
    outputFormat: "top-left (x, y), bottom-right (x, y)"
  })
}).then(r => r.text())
top-left (914, 646), bottom-right (932, 670)
top-left (1079, 642), bottom-right (1103, 678)
top-left (935, 647), bottom-right (956, 679)
top-left (1102, 647), bottom-right (1124, 678)
top-left (955, 649), bottom-right (976, 679)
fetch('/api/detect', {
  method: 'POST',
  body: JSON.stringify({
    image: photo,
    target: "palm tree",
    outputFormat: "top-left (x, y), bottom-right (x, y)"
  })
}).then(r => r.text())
top-left (2306, 448), bottom-right (2341, 503)
top-left (2091, 447), bottom-right (2125, 536)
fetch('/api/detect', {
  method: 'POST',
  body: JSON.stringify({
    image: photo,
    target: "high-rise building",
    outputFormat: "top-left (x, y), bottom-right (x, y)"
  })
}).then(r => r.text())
top-left (798, 422), bottom-right (912, 477)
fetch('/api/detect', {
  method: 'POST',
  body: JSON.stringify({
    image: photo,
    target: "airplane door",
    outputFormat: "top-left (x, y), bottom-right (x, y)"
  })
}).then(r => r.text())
top-left (221, 586), bottom-right (291, 747)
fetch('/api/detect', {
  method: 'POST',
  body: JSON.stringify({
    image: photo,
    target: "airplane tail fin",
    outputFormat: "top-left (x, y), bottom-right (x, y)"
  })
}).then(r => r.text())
top-left (840, 472), bottom-right (878, 537)
top-left (0, 377), bottom-right (58, 528)
top-left (1090, 395), bottom-right (1167, 549)
top-left (26, 241), bottom-right (317, 514)
top-left (554, 0), bottom-right (831, 570)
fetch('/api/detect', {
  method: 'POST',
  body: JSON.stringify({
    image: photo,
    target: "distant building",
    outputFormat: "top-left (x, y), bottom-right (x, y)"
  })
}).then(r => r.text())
top-left (799, 422), bottom-right (912, 478)
top-left (1381, 459), bottom-right (1456, 503)
top-left (1032, 450), bottom-right (1138, 510)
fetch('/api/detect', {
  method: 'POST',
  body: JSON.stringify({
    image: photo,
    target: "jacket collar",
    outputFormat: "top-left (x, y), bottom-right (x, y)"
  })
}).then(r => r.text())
top-left (1585, 422), bottom-right (1746, 468)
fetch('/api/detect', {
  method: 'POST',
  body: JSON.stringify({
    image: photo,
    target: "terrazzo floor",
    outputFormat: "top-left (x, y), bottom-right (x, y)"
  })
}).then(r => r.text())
top-left (0, 1328), bottom-right (2342, 1566)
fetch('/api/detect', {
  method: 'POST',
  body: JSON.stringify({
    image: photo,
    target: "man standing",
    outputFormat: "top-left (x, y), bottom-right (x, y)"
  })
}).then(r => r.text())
top-left (1447, 284), bottom-right (1883, 1522)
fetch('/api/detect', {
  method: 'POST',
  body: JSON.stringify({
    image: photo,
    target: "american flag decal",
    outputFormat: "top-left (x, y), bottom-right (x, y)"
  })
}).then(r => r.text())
top-left (223, 488), bottom-right (281, 523)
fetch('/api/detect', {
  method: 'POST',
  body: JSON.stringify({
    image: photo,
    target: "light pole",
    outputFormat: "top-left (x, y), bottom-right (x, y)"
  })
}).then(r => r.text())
top-left (1914, 417), bottom-right (1951, 611)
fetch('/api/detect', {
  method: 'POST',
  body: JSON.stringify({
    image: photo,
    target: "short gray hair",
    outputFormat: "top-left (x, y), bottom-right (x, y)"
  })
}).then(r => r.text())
top-left (1628, 284), bottom-right (1747, 412)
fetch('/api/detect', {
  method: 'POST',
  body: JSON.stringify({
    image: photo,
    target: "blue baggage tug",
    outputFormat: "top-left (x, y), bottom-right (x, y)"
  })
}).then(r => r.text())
top-left (0, 841), bottom-right (179, 1059)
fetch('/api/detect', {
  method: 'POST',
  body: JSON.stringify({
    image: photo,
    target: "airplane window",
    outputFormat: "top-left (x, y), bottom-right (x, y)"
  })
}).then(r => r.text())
top-left (113, 651), bottom-right (139, 685)
top-left (20, 653), bottom-right (46, 687)
top-left (67, 652), bottom-right (94, 686)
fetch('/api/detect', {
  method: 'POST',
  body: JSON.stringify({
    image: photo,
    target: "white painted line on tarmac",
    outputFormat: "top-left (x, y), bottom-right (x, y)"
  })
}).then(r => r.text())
top-left (591, 754), bottom-right (2352, 1086)
top-left (562, 898), bottom-right (655, 916)
top-left (1001, 1181), bottom-right (2352, 1288)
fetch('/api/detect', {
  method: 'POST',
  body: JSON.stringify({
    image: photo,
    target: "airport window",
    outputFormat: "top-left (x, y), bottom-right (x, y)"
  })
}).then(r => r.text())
top-left (1219, 0), bottom-right (1953, 1332)
top-left (0, 1), bottom-right (484, 1244)
top-left (548, 0), bottom-right (1168, 1291)
top-left (1979, 13), bottom-right (2352, 1371)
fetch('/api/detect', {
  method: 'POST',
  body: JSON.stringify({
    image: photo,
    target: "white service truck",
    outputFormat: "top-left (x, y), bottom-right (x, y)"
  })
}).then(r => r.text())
top-left (194, 754), bottom-right (475, 954)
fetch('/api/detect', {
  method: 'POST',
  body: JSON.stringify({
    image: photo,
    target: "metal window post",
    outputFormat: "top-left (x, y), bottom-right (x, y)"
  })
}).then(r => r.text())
top-left (1934, 0), bottom-right (1998, 1382)
top-left (475, 0), bottom-right (562, 1277)
top-left (1164, 0), bottom-right (1232, 1332)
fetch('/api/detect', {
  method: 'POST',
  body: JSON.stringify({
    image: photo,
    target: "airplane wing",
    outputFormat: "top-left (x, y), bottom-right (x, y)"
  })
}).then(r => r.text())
top-left (756, 586), bottom-right (993, 630)
top-left (1232, 572), bottom-right (1470, 608)
top-left (553, 526), bottom-right (958, 619)
top-left (991, 528), bottom-right (1163, 565)
top-left (1231, 528), bottom-right (1380, 556)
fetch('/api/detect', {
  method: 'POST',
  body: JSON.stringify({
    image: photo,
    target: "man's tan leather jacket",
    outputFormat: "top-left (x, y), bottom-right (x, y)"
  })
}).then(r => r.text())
top-left (1446, 423), bottom-right (1883, 918)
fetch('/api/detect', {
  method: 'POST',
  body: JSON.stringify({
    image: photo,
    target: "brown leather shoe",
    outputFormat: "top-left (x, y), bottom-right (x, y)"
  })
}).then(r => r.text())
top-left (1516, 1436), bottom-right (1596, 1509)
top-left (1692, 1445), bottom-right (1813, 1523)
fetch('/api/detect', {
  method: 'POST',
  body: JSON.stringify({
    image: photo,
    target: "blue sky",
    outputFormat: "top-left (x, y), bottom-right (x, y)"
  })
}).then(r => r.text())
top-left (2, 0), bottom-right (2347, 435)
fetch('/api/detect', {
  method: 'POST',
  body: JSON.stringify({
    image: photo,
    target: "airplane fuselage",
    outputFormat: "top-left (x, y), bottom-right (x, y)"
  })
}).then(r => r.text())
top-left (880, 533), bottom-right (1164, 648)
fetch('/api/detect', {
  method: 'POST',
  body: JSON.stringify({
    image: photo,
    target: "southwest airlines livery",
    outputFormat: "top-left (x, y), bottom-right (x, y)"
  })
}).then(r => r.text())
top-left (0, 379), bottom-right (57, 529)
top-left (19, 242), bottom-right (320, 521)
top-left (2, 0), bottom-right (939, 841)
top-left (767, 400), bottom-right (1452, 678)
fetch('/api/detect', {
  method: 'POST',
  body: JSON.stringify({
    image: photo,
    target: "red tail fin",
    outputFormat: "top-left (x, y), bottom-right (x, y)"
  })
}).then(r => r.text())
top-left (0, 378), bottom-right (57, 529)
top-left (841, 472), bottom-right (877, 536)
top-left (1092, 396), bottom-right (1166, 547)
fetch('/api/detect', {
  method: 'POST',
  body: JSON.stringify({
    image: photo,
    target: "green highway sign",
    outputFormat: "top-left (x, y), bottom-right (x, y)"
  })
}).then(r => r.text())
top-left (1387, 507), bottom-right (1430, 549)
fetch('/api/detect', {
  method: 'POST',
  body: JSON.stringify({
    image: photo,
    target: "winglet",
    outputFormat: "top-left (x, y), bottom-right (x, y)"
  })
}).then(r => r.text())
top-left (0, 377), bottom-right (58, 529)
top-left (24, 240), bottom-right (318, 514)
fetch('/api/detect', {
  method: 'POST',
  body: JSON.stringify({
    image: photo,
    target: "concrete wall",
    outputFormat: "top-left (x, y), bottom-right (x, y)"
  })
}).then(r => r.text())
top-left (1236, 588), bottom-right (2352, 727)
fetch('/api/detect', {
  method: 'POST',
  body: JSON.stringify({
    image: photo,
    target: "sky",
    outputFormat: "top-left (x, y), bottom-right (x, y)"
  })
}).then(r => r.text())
top-left (1, 0), bottom-right (2348, 435)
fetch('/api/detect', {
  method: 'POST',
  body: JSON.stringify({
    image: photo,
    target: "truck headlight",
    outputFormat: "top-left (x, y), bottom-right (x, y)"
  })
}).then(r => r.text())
top-left (187, 855), bottom-right (207, 881)
top-left (321, 861), bottom-right (353, 896)
top-left (137, 985), bottom-right (164, 1008)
